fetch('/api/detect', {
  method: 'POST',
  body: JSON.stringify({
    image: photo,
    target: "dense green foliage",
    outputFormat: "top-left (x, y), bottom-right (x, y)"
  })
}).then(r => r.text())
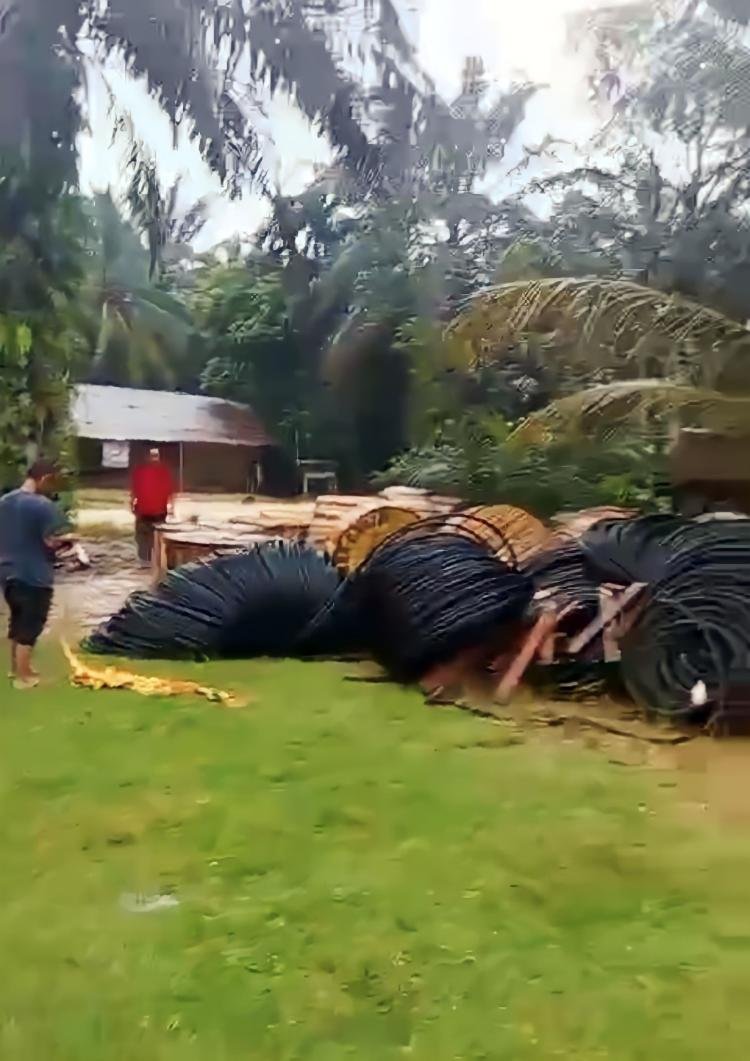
top-left (371, 0), bottom-right (750, 504)
top-left (1, 0), bottom-right (749, 501)
top-left (0, 0), bottom-right (528, 488)
top-left (0, 161), bottom-right (87, 487)
top-left (83, 194), bottom-right (196, 390)
top-left (194, 265), bottom-right (309, 448)
top-left (375, 414), bottom-right (668, 518)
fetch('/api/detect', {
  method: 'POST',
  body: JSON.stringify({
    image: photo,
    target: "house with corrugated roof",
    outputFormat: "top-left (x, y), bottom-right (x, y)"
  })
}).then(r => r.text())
top-left (71, 384), bottom-right (274, 493)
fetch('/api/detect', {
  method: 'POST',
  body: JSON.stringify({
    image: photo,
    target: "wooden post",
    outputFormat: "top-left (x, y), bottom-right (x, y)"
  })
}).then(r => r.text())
top-left (151, 526), bottom-right (167, 585)
top-left (601, 587), bottom-right (620, 663)
top-left (178, 442), bottom-right (185, 495)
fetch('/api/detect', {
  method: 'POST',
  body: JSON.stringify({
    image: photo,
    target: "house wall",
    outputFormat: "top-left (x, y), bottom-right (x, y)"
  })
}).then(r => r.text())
top-left (77, 439), bottom-right (262, 493)
top-left (182, 443), bottom-right (258, 492)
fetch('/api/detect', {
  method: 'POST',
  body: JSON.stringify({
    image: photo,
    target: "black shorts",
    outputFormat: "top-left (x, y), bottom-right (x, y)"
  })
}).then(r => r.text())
top-left (4, 581), bottom-right (53, 646)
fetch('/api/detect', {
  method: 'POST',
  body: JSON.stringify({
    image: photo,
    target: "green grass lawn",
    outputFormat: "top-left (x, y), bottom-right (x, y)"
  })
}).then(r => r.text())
top-left (2, 653), bottom-right (750, 1060)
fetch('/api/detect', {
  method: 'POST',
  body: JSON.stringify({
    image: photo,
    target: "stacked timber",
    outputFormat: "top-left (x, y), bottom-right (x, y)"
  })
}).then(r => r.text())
top-left (152, 521), bottom-right (272, 578)
top-left (154, 490), bottom-right (462, 580)
top-left (229, 500), bottom-right (316, 539)
top-left (306, 489), bottom-right (463, 559)
top-left (551, 506), bottom-right (637, 542)
top-left (378, 486), bottom-right (461, 519)
top-left (306, 496), bottom-right (381, 556)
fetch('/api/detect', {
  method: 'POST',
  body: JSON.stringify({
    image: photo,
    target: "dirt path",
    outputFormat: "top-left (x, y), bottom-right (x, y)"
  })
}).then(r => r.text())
top-left (500, 697), bottom-right (750, 828)
top-left (77, 496), bottom-right (269, 531)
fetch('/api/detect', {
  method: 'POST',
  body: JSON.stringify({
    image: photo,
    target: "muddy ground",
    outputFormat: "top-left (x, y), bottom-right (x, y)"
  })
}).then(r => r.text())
top-left (76, 496), bottom-right (262, 533)
top-left (53, 537), bottom-right (150, 632)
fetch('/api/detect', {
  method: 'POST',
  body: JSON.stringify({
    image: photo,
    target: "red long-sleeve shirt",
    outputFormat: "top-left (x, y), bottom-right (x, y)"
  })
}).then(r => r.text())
top-left (131, 463), bottom-right (174, 518)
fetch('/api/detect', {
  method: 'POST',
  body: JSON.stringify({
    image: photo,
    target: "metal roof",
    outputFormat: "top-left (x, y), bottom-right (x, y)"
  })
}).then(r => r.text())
top-left (72, 384), bottom-right (272, 448)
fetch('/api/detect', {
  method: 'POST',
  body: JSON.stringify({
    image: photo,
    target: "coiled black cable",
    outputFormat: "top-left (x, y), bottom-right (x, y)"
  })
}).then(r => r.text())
top-left (334, 526), bottom-right (533, 682)
top-left (580, 514), bottom-right (684, 585)
top-left (85, 541), bottom-right (342, 659)
top-left (619, 519), bottom-right (750, 722)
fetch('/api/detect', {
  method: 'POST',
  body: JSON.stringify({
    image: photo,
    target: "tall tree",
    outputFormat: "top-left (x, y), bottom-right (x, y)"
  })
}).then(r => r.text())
top-left (0, 160), bottom-right (88, 485)
top-left (82, 193), bottom-right (195, 389)
top-left (451, 277), bottom-right (750, 441)
top-left (118, 126), bottom-right (208, 280)
top-left (0, 1), bottom-right (514, 195)
top-left (194, 262), bottom-right (303, 437)
top-left (532, 0), bottom-right (750, 317)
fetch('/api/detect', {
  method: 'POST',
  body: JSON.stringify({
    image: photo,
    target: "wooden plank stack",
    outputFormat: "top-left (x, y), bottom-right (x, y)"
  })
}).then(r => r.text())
top-left (305, 489), bottom-right (462, 558)
top-left (551, 506), bottom-right (637, 542)
top-left (378, 486), bottom-right (461, 519)
top-left (305, 496), bottom-right (383, 557)
top-left (151, 489), bottom-right (464, 581)
top-left (228, 501), bottom-right (317, 538)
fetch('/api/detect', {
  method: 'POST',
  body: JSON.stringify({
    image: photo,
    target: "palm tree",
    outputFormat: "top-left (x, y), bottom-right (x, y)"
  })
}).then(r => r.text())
top-left (119, 128), bottom-right (208, 280)
top-left (451, 277), bottom-right (750, 387)
top-left (512, 379), bottom-right (750, 442)
top-left (0, 1), bottom-right (511, 195)
top-left (0, 160), bottom-right (88, 483)
top-left (450, 277), bottom-right (750, 439)
top-left (82, 193), bottom-right (194, 388)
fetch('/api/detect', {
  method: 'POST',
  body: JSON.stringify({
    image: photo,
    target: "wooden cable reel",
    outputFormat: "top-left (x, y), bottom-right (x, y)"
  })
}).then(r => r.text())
top-left (444, 505), bottom-right (550, 563)
top-left (333, 506), bottom-right (420, 574)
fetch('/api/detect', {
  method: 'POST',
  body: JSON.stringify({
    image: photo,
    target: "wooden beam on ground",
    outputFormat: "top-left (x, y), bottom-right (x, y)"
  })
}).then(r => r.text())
top-left (535, 603), bottom-right (577, 665)
top-left (566, 583), bottom-right (647, 659)
top-left (494, 610), bottom-right (560, 704)
top-left (601, 586), bottom-right (621, 663)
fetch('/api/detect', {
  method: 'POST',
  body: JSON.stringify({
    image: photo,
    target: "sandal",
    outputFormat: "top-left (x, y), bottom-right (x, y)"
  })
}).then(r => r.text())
top-left (12, 676), bottom-right (40, 691)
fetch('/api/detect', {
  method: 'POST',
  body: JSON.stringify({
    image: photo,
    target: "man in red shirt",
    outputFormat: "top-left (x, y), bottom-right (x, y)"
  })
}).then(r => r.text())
top-left (130, 448), bottom-right (175, 566)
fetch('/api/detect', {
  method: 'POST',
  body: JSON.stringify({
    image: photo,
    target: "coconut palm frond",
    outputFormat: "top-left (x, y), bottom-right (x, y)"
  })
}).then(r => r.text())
top-left (450, 278), bottom-right (750, 389)
top-left (512, 379), bottom-right (750, 443)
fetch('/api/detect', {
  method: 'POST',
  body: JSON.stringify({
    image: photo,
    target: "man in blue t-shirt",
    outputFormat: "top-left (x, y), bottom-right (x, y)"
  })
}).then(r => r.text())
top-left (0, 460), bottom-right (75, 689)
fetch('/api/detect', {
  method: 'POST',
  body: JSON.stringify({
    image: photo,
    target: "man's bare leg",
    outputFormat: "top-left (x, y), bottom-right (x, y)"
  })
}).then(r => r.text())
top-left (9, 639), bottom-right (17, 678)
top-left (14, 644), bottom-right (39, 686)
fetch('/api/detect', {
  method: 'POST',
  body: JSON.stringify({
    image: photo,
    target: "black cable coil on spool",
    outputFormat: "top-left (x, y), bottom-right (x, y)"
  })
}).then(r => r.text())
top-left (520, 539), bottom-right (602, 654)
top-left (580, 514), bottom-right (685, 586)
top-left (84, 540), bottom-right (342, 660)
top-left (299, 512), bottom-right (528, 663)
top-left (307, 516), bottom-right (534, 683)
top-left (618, 519), bottom-right (750, 723)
